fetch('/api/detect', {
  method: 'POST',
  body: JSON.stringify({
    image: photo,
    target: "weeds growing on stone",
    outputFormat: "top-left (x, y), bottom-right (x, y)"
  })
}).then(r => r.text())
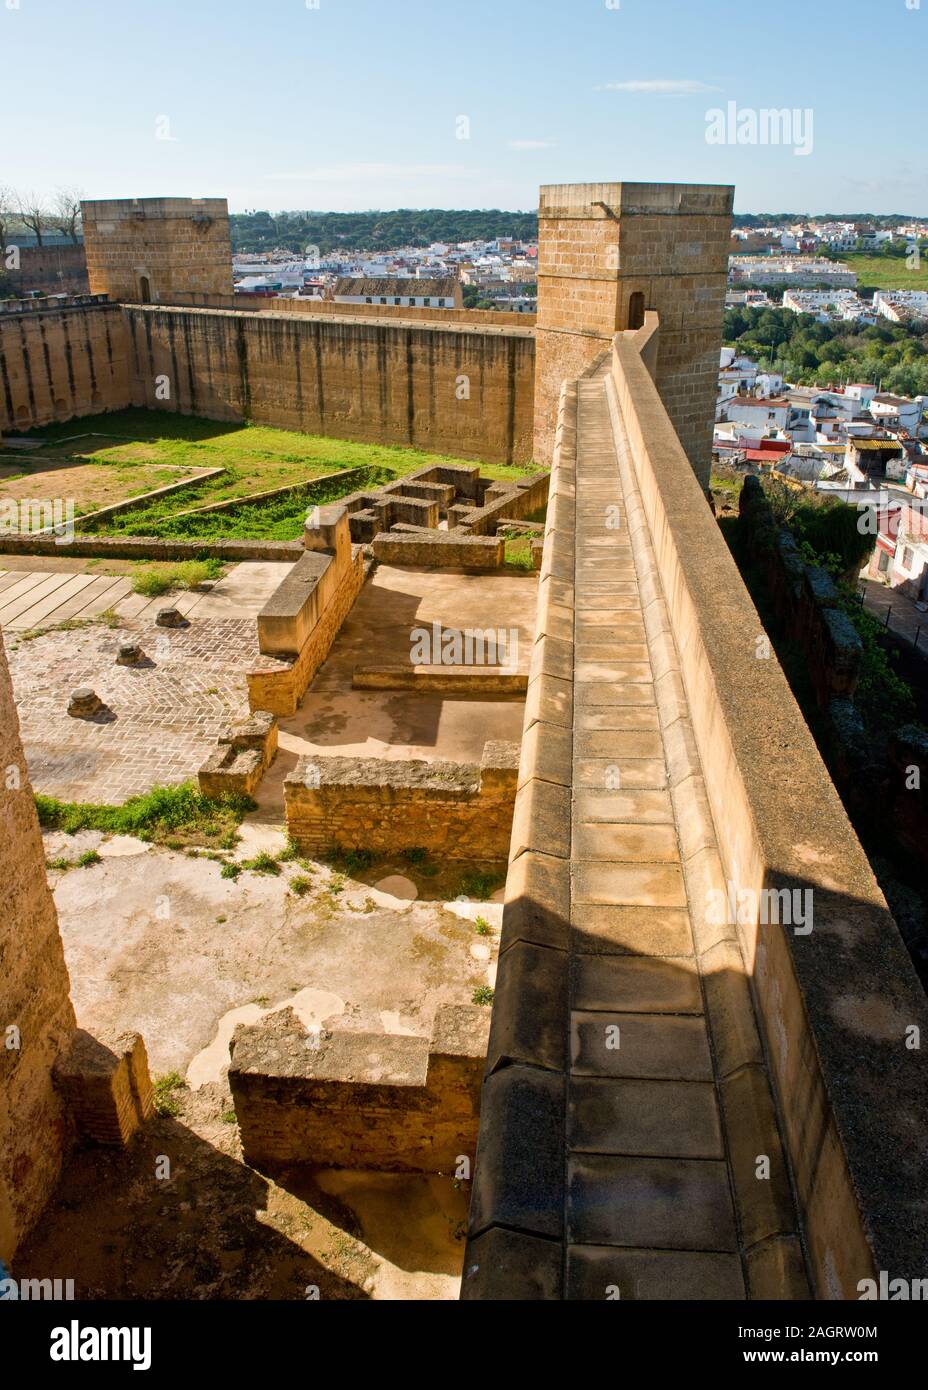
top-left (131, 557), bottom-right (224, 597)
top-left (459, 869), bottom-right (503, 901)
top-left (152, 1072), bottom-right (186, 1117)
top-left (472, 986), bottom-right (494, 1005)
top-left (474, 916), bottom-right (492, 936)
top-left (76, 849), bottom-right (101, 868)
top-left (326, 846), bottom-right (377, 876)
top-left (289, 874), bottom-right (314, 896)
top-left (240, 852), bottom-right (280, 876)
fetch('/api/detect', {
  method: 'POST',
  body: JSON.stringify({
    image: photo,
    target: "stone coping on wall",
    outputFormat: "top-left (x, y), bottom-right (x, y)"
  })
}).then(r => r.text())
top-left (0, 293), bottom-right (112, 316)
top-left (351, 666), bottom-right (527, 695)
top-left (163, 292), bottom-right (537, 331)
top-left (127, 301), bottom-right (535, 340)
top-left (371, 532), bottom-right (505, 570)
top-left (247, 547), bottom-right (368, 716)
top-left (460, 370), bottom-right (577, 1298)
top-left (256, 549), bottom-right (338, 657)
top-left (0, 534), bottom-right (302, 562)
top-left (607, 314), bottom-right (928, 1294)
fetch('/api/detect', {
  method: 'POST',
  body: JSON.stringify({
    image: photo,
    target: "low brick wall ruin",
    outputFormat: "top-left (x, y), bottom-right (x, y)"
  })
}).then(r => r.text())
top-left (198, 710), bottom-right (278, 798)
top-left (247, 506), bottom-right (367, 716)
top-left (285, 741), bottom-right (519, 859)
top-left (228, 1004), bottom-right (491, 1174)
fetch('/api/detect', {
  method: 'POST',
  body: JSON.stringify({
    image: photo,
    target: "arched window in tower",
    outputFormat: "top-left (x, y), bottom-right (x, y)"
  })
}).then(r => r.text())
top-left (139, 275), bottom-right (151, 304)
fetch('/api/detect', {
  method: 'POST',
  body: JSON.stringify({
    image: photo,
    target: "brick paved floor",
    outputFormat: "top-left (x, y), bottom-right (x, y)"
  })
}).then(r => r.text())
top-left (9, 616), bottom-right (260, 802)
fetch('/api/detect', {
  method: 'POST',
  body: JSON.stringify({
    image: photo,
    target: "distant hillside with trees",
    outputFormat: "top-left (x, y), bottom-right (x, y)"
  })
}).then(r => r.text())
top-left (724, 306), bottom-right (928, 397)
top-left (229, 209), bottom-right (927, 253)
top-left (230, 209), bottom-right (539, 254)
top-left (731, 213), bottom-right (924, 228)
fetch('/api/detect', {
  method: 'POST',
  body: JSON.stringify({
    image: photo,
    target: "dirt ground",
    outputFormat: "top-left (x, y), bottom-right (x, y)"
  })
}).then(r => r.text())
top-left (17, 823), bottom-right (500, 1300)
top-left (16, 1079), bottom-right (470, 1300)
top-left (0, 455), bottom-right (211, 515)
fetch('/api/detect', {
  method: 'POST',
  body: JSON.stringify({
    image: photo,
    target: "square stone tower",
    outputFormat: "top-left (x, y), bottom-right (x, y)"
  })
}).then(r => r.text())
top-left (81, 196), bottom-right (233, 304)
top-left (534, 182), bottom-right (734, 487)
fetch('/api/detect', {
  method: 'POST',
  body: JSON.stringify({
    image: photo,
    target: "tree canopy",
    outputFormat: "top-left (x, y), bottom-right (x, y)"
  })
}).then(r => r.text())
top-left (725, 306), bottom-right (928, 397)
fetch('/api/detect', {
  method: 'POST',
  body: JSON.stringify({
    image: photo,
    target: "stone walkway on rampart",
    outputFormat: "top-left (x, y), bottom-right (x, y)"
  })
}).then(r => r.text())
top-left (562, 370), bottom-right (808, 1298)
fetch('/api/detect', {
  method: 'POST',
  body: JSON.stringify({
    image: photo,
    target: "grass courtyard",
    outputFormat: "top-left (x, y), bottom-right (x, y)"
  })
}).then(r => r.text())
top-left (3, 409), bottom-right (538, 541)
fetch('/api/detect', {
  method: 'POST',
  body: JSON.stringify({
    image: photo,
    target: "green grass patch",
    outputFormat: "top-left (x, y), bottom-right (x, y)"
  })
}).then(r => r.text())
top-left (472, 986), bottom-right (495, 1006)
top-left (35, 409), bottom-right (539, 542)
top-left (76, 849), bottom-right (101, 868)
top-left (240, 851), bottom-right (281, 876)
top-left (841, 254), bottom-right (928, 291)
top-left (131, 557), bottom-right (224, 596)
top-left (152, 1072), bottom-right (186, 1117)
top-left (289, 873), bottom-right (314, 896)
top-left (34, 781), bottom-right (255, 847)
top-left (459, 868), bottom-right (504, 901)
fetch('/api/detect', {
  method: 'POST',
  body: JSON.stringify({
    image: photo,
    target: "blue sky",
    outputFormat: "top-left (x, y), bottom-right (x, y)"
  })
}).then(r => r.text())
top-left (2, 0), bottom-right (926, 215)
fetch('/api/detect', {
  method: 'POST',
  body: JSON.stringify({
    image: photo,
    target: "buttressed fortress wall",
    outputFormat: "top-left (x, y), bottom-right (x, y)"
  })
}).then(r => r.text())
top-left (1, 195), bottom-right (534, 464)
top-left (1, 185), bottom-right (731, 478)
top-left (124, 306), bottom-right (535, 464)
top-left (0, 296), bottom-right (131, 430)
top-left (533, 182), bottom-right (732, 486)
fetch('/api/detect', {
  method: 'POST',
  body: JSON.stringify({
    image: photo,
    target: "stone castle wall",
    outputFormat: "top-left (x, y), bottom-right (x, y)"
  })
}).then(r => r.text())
top-left (0, 631), bottom-right (76, 1263)
top-left (123, 305), bottom-right (535, 464)
top-left (0, 298), bottom-right (131, 431)
top-left (0, 298), bottom-right (534, 463)
top-left (82, 197), bottom-right (233, 304)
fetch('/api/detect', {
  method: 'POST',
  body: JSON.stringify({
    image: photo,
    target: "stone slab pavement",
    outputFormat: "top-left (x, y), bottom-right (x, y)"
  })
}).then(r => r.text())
top-left (560, 371), bottom-right (807, 1299)
top-left (0, 560), bottom-right (292, 631)
top-left (2, 562), bottom-right (292, 802)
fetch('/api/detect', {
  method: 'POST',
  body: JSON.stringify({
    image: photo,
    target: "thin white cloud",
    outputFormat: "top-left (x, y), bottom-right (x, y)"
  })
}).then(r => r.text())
top-left (508, 139), bottom-right (556, 150)
top-left (266, 163), bottom-right (480, 182)
top-left (596, 79), bottom-right (721, 95)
